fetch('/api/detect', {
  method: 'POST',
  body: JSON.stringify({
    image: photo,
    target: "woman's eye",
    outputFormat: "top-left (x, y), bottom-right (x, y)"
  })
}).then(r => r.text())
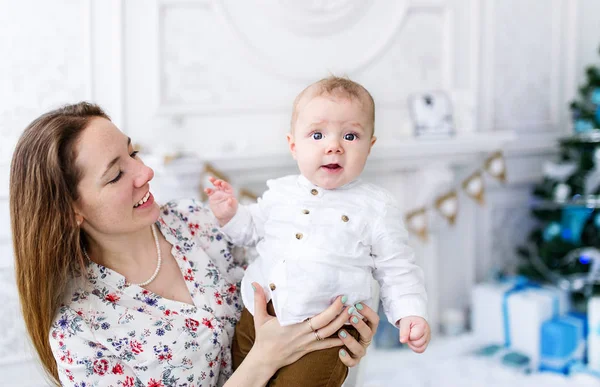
top-left (312, 132), bottom-right (323, 140)
top-left (344, 133), bottom-right (357, 141)
top-left (130, 151), bottom-right (139, 158)
top-left (109, 171), bottom-right (123, 184)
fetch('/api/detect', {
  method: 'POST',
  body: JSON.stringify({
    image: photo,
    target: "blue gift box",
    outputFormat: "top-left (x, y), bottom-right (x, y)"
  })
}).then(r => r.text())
top-left (539, 315), bottom-right (586, 374)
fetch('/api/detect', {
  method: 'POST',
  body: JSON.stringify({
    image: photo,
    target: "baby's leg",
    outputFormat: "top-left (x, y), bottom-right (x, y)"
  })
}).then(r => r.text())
top-left (232, 306), bottom-right (257, 370)
top-left (232, 301), bottom-right (278, 369)
top-left (268, 326), bottom-right (360, 387)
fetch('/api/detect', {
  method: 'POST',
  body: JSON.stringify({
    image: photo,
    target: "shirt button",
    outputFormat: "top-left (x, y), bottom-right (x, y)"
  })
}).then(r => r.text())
top-left (311, 189), bottom-right (318, 196)
top-left (269, 283), bottom-right (276, 291)
top-left (302, 209), bottom-right (310, 214)
top-left (295, 233), bottom-right (303, 240)
top-left (342, 215), bottom-right (349, 222)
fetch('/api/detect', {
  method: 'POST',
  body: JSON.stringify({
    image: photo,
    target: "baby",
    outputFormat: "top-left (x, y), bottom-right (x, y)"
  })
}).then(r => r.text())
top-left (206, 76), bottom-right (430, 386)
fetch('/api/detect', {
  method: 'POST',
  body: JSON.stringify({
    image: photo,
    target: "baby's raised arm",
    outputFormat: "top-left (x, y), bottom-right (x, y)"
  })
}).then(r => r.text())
top-left (205, 176), bottom-right (239, 226)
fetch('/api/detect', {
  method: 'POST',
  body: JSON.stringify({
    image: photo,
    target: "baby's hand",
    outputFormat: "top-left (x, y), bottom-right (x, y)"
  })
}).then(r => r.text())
top-left (398, 316), bottom-right (430, 353)
top-left (205, 176), bottom-right (238, 226)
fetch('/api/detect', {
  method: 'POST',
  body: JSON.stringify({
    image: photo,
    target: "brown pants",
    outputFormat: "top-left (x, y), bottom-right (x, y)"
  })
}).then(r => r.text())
top-left (232, 303), bottom-right (360, 387)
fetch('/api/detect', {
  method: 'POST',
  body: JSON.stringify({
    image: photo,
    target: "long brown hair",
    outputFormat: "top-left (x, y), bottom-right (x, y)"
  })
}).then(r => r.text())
top-left (9, 102), bottom-right (110, 384)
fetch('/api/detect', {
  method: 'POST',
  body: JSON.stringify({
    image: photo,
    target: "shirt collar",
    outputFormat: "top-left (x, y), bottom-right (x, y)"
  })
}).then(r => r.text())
top-left (296, 174), bottom-right (360, 196)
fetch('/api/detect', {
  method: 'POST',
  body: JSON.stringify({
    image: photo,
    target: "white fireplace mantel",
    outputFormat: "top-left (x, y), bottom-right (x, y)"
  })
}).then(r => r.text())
top-left (200, 131), bottom-right (517, 182)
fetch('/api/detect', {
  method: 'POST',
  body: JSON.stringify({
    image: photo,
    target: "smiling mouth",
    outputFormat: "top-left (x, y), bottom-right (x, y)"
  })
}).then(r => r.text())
top-left (134, 191), bottom-right (150, 208)
top-left (322, 164), bottom-right (342, 170)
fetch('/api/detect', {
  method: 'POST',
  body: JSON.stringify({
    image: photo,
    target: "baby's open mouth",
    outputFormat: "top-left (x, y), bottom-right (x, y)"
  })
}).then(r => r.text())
top-left (322, 164), bottom-right (341, 170)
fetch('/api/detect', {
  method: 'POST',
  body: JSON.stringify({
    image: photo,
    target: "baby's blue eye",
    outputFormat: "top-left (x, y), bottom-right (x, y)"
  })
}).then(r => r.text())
top-left (312, 132), bottom-right (323, 140)
top-left (344, 133), bottom-right (357, 141)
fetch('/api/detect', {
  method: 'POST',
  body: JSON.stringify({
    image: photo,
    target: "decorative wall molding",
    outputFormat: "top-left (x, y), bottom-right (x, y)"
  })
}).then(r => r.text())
top-left (90, 0), bottom-right (125, 128)
top-left (213, 1), bottom-right (411, 82)
top-left (480, 0), bottom-right (573, 135)
top-left (152, 0), bottom-right (472, 117)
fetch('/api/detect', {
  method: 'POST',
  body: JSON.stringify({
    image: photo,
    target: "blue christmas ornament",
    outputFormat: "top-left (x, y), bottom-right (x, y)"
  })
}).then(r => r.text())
top-left (575, 119), bottom-right (594, 133)
top-left (543, 222), bottom-right (561, 241)
top-left (579, 255), bottom-right (591, 264)
top-left (594, 213), bottom-right (600, 228)
top-left (560, 207), bottom-right (594, 244)
top-left (592, 88), bottom-right (600, 105)
top-left (596, 106), bottom-right (600, 124)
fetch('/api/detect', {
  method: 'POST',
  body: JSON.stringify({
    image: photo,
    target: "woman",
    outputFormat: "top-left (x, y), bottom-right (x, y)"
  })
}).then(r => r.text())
top-left (10, 102), bottom-right (378, 386)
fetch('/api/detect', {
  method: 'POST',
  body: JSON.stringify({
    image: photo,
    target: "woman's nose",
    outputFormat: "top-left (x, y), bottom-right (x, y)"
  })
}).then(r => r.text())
top-left (134, 163), bottom-right (154, 187)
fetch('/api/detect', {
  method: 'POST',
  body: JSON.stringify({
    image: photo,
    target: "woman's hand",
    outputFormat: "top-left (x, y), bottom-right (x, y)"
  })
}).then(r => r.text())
top-left (248, 283), bottom-right (348, 374)
top-left (337, 302), bottom-right (379, 367)
top-left (225, 284), bottom-right (379, 386)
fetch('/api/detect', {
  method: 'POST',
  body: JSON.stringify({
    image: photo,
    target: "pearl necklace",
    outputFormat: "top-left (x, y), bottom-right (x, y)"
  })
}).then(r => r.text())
top-left (83, 224), bottom-right (162, 287)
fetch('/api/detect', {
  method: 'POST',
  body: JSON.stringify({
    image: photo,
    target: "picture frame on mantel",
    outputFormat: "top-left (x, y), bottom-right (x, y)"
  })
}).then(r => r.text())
top-left (408, 91), bottom-right (455, 138)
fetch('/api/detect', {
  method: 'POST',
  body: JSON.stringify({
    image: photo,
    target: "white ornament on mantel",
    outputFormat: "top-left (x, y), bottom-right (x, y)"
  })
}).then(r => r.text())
top-left (543, 161), bottom-right (577, 182)
top-left (553, 183), bottom-right (572, 202)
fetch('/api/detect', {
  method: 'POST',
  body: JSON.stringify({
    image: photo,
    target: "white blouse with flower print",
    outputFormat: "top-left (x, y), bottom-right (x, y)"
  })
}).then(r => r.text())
top-left (50, 199), bottom-right (245, 387)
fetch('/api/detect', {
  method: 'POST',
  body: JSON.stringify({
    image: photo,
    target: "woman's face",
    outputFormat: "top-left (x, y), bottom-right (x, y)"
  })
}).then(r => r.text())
top-left (74, 117), bottom-right (160, 237)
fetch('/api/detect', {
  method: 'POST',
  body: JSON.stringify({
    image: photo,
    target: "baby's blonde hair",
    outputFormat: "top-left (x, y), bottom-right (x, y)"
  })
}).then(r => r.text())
top-left (290, 76), bottom-right (375, 134)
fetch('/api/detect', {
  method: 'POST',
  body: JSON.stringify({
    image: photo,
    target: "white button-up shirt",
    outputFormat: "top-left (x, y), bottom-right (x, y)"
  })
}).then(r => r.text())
top-left (221, 175), bottom-right (427, 326)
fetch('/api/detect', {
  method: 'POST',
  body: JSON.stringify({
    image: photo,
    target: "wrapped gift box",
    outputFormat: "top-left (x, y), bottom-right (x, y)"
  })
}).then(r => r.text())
top-left (506, 286), bottom-right (570, 370)
top-left (471, 277), bottom-right (570, 351)
top-left (471, 277), bottom-right (525, 345)
top-left (589, 297), bottom-right (600, 372)
top-left (539, 314), bottom-right (586, 374)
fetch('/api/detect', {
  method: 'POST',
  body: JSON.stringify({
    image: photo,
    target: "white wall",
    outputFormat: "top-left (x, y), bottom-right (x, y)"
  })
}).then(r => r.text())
top-left (0, 0), bottom-right (599, 385)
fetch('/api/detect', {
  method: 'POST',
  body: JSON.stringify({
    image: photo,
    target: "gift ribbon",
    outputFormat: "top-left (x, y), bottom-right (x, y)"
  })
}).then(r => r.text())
top-left (500, 276), bottom-right (560, 348)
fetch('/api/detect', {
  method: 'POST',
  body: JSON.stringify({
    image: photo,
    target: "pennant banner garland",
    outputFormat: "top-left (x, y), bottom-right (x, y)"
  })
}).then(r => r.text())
top-left (435, 190), bottom-right (459, 225)
top-left (485, 151), bottom-right (507, 182)
top-left (405, 208), bottom-right (429, 242)
top-left (413, 150), bottom-right (507, 241)
top-left (462, 171), bottom-right (485, 205)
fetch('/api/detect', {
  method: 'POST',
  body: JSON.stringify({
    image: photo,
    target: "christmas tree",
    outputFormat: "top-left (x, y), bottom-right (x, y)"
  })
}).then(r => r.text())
top-left (517, 45), bottom-right (600, 310)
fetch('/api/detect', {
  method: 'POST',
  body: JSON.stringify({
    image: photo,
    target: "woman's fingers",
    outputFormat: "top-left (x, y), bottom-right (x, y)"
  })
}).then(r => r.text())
top-left (338, 329), bottom-right (366, 359)
top-left (251, 282), bottom-right (271, 327)
top-left (308, 296), bottom-right (346, 332)
top-left (354, 303), bottom-right (379, 336)
top-left (349, 314), bottom-right (372, 343)
top-left (339, 348), bottom-right (360, 367)
top-left (305, 337), bottom-right (343, 353)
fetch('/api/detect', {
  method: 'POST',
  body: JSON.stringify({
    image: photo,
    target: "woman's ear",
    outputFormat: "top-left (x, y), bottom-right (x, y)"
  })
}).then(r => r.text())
top-left (75, 213), bottom-right (83, 226)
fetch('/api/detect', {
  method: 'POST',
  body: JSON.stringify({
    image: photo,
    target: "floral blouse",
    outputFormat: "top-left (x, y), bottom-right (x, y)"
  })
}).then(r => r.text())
top-left (50, 199), bottom-right (246, 387)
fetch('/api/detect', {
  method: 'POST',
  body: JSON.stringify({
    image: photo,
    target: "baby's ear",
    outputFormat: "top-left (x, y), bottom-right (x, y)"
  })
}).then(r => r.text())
top-left (368, 136), bottom-right (377, 153)
top-left (286, 133), bottom-right (297, 160)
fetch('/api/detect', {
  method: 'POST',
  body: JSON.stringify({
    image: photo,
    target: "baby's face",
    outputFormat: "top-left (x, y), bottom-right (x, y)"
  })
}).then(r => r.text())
top-left (287, 94), bottom-right (376, 189)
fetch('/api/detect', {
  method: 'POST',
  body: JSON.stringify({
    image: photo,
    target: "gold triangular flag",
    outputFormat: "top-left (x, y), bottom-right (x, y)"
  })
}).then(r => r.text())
top-left (405, 208), bottom-right (429, 242)
top-left (484, 151), bottom-right (507, 183)
top-left (239, 188), bottom-right (258, 204)
top-left (164, 152), bottom-right (183, 165)
top-left (435, 190), bottom-right (459, 225)
top-left (462, 171), bottom-right (485, 205)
